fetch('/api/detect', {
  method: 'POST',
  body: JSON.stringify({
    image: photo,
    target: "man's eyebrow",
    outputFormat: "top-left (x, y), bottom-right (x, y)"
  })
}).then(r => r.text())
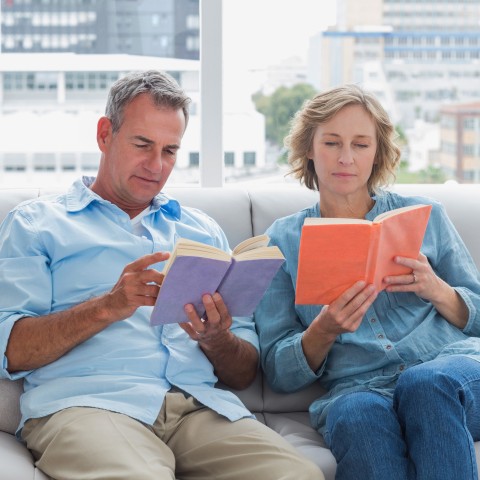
top-left (131, 136), bottom-right (180, 150)
top-left (132, 135), bottom-right (154, 144)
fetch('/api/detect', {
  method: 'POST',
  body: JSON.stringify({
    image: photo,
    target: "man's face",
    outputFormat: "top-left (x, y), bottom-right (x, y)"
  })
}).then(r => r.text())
top-left (95, 93), bottom-right (186, 215)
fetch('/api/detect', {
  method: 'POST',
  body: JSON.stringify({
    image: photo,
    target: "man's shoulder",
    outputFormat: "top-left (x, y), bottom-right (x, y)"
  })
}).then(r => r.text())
top-left (11, 192), bottom-right (67, 217)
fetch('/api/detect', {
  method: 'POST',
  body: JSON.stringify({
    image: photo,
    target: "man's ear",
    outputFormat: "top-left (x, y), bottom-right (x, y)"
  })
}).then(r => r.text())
top-left (96, 116), bottom-right (112, 152)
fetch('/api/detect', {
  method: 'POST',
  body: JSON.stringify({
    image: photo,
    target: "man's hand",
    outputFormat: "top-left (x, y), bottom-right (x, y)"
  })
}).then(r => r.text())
top-left (101, 251), bottom-right (169, 322)
top-left (180, 293), bottom-right (232, 347)
top-left (179, 293), bottom-right (258, 390)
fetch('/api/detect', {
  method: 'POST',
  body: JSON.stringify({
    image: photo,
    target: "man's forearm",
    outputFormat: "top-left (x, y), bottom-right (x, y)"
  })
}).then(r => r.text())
top-left (6, 295), bottom-right (113, 373)
top-left (200, 331), bottom-right (258, 390)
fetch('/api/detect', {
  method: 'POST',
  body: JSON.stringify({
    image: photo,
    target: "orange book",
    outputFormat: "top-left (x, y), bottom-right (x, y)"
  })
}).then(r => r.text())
top-left (295, 204), bottom-right (432, 305)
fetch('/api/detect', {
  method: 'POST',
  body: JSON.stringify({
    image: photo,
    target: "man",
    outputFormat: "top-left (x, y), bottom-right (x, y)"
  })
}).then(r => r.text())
top-left (0, 70), bottom-right (323, 480)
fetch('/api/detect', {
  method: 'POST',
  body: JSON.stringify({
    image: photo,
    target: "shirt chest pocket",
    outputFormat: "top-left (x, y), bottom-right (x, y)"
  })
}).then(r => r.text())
top-left (384, 291), bottom-right (430, 310)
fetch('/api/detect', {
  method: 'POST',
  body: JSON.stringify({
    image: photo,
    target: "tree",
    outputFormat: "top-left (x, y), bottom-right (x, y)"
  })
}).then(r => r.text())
top-left (252, 83), bottom-right (317, 148)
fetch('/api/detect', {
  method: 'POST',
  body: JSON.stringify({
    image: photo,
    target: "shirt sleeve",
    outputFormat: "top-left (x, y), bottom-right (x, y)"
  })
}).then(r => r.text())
top-left (428, 202), bottom-right (480, 335)
top-left (255, 222), bottom-right (323, 393)
top-left (0, 209), bottom-right (52, 379)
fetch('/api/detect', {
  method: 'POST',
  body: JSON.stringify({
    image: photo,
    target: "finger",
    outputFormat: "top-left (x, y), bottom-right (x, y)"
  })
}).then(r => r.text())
top-left (211, 292), bottom-right (229, 319)
top-left (384, 273), bottom-right (414, 285)
top-left (178, 321), bottom-right (201, 340)
top-left (394, 256), bottom-right (417, 269)
top-left (124, 252), bottom-right (170, 273)
top-left (203, 294), bottom-right (221, 324)
top-left (333, 281), bottom-right (368, 308)
top-left (184, 303), bottom-right (207, 333)
top-left (137, 269), bottom-right (165, 286)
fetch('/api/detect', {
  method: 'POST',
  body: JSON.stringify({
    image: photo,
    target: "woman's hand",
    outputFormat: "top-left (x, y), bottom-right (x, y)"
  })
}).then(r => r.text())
top-left (384, 253), bottom-right (468, 329)
top-left (302, 281), bottom-right (377, 371)
top-left (384, 253), bottom-right (441, 303)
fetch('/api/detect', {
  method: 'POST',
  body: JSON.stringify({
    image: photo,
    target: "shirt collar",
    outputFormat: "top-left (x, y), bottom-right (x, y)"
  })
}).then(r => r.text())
top-left (65, 176), bottom-right (181, 220)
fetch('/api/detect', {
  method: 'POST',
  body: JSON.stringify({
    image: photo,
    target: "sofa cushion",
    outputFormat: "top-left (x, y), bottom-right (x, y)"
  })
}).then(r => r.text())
top-left (0, 431), bottom-right (50, 479)
top-left (0, 379), bottom-right (23, 434)
top-left (264, 411), bottom-right (337, 480)
top-left (166, 187), bottom-right (253, 248)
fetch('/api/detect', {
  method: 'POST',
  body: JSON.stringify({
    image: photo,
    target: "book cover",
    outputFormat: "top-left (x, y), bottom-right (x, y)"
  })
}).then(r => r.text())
top-left (150, 236), bottom-right (285, 325)
top-left (295, 204), bottom-right (432, 305)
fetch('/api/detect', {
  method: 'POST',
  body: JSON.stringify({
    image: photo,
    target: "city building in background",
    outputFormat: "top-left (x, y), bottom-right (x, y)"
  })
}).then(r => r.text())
top-left (440, 102), bottom-right (480, 182)
top-left (0, 0), bottom-right (266, 187)
top-left (308, 0), bottom-right (480, 181)
top-left (1, 0), bottom-right (199, 59)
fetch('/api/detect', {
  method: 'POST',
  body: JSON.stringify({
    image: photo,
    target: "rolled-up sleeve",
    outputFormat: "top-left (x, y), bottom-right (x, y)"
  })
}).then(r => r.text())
top-left (0, 209), bottom-right (52, 379)
top-left (430, 203), bottom-right (480, 336)
top-left (255, 227), bottom-right (322, 393)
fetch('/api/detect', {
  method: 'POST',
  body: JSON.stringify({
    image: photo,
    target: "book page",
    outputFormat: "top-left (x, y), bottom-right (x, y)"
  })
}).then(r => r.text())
top-left (232, 234), bottom-right (270, 256)
top-left (304, 217), bottom-right (371, 226)
top-left (234, 245), bottom-right (284, 261)
top-left (163, 238), bottom-right (230, 275)
top-left (373, 204), bottom-right (427, 223)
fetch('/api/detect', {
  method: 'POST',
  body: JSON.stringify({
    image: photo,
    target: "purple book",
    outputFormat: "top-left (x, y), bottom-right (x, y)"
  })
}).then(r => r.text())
top-left (149, 237), bottom-right (285, 326)
top-left (217, 258), bottom-right (285, 316)
top-left (150, 256), bottom-right (231, 325)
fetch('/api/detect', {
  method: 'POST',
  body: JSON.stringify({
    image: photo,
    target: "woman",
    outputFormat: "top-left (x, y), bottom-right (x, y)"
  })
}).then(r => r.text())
top-left (255, 84), bottom-right (480, 480)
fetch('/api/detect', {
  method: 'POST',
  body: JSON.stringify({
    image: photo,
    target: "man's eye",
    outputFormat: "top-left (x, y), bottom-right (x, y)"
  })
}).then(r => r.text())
top-left (134, 144), bottom-right (148, 149)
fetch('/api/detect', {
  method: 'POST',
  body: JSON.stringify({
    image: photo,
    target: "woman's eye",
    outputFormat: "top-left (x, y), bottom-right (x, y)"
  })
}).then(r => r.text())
top-left (356, 144), bottom-right (369, 149)
top-left (325, 142), bottom-right (338, 147)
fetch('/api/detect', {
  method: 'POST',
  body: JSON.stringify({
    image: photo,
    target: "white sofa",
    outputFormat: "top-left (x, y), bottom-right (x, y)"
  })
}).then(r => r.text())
top-left (1, 183), bottom-right (480, 480)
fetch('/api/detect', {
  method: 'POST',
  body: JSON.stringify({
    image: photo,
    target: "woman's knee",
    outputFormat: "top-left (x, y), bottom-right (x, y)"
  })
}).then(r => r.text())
top-left (326, 392), bottom-right (393, 439)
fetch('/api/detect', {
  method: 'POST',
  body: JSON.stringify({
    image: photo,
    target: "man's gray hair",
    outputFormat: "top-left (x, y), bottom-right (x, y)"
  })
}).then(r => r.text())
top-left (105, 70), bottom-right (191, 133)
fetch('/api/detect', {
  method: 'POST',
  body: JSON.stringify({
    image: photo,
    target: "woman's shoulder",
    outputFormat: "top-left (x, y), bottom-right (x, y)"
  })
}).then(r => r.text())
top-left (268, 203), bottom-right (318, 231)
top-left (377, 189), bottom-right (443, 211)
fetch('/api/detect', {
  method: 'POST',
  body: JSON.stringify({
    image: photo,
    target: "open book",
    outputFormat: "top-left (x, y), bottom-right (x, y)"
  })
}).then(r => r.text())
top-left (295, 204), bottom-right (432, 305)
top-left (150, 234), bottom-right (285, 325)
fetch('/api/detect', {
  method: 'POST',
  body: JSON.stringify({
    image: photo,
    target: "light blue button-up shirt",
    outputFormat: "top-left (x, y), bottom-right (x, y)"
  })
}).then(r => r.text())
top-left (0, 177), bottom-right (257, 435)
top-left (255, 190), bottom-right (480, 436)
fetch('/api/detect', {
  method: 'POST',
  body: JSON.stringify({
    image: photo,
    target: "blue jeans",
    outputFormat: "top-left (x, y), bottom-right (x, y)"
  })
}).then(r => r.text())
top-left (324, 355), bottom-right (480, 480)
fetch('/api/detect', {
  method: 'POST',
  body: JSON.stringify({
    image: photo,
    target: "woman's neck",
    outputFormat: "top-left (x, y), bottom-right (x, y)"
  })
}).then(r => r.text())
top-left (319, 192), bottom-right (374, 219)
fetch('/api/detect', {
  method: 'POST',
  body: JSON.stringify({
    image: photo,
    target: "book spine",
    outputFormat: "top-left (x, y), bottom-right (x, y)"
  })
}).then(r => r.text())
top-left (365, 224), bottom-right (381, 286)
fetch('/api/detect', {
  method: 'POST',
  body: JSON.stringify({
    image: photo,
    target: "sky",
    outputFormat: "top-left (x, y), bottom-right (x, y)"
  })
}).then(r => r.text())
top-left (221, 0), bottom-right (337, 105)
top-left (223, 0), bottom-right (337, 70)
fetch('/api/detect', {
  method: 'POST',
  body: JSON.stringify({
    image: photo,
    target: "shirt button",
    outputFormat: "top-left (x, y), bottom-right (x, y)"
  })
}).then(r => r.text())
top-left (399, 364), bottom-right (406, 371)
top-left (378, 334), bottom-right (384, 339)
top-left (371, 318), bottom-right (376, 323)
top-left (386, 344), bottom-right (392, 350)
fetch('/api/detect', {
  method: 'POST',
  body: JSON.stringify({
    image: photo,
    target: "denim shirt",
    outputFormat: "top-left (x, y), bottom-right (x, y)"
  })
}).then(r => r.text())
top-left (255, 190), bottom-right (480, 435)
top-left (0, 177), bottom-right (257, 436)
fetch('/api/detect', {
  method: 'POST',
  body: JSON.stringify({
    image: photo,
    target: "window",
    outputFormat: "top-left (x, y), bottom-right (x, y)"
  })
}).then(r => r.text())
top-left (243, 152), bottom-right (256, 166)
top-left (2, 0), bottom-right (480, 187)
top-left (224, 152), bottom-right (235, 166)
top-left (189, 152), bottom-right (200, 167)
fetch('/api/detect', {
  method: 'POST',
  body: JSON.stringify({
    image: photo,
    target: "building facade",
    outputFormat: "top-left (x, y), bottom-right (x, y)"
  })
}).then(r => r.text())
top-left (0, 0), bottom-right (266, 186)
top-left (440, 102), bottom-right (480, 182)
top-left (310, 0), bottom-right (480, 128)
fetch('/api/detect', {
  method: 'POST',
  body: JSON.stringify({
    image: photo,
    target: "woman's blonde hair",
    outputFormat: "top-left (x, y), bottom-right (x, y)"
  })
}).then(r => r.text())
top-left (286, 84), bottom-right (401, 194)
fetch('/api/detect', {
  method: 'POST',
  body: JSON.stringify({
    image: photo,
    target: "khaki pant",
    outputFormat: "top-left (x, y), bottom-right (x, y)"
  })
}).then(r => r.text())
top-left (22, 390), bottom-right (324, 480)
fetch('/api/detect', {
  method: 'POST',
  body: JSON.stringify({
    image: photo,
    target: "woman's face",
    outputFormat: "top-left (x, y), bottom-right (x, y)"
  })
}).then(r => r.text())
top-left (309, 104), bottom-right (377, 198)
